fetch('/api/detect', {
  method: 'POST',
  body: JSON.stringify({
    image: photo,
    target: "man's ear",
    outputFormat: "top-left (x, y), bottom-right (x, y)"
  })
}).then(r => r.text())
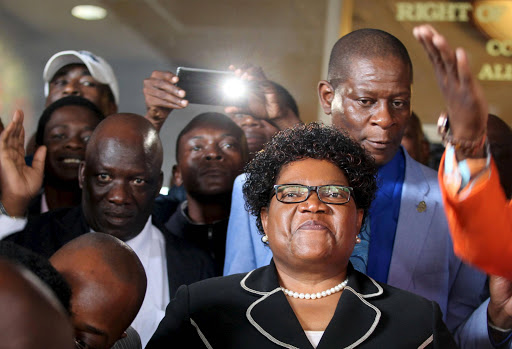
top-left (155, 171), bottom-right (164, 199)
top-left (318, 80), bottom-right (335, 115)
top-left (78, 161), bottom-right (85, 189)
top-left (174, 165), bottom-right (183, 187)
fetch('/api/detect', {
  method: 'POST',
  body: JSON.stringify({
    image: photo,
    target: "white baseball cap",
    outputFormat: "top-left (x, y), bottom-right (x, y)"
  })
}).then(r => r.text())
top-left (43, 50), bottom-right (119, 105)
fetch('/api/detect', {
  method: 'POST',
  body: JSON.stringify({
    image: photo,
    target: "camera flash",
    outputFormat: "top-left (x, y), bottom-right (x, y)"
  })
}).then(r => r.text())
top-left (222, 78), bottom-right (246, 100)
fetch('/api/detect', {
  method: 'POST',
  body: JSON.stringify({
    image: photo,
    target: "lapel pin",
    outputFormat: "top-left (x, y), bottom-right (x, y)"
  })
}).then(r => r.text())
top-left (417, 201), bottom-right (427, 213)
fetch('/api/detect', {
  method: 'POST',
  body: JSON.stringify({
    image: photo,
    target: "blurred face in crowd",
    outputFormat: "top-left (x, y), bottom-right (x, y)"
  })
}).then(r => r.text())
top-left (43, 105), bottom-right (102, 183)
top-left (319, 56), bottom-right (412, 166)
top-left (176, 123), bottom-right (246, 199)
top-left (80, 114), bottom-right (163, 241)
top-left (47, 64), bottom-right (117, 116)
top-left (228, 113), bottom-right (278, 157)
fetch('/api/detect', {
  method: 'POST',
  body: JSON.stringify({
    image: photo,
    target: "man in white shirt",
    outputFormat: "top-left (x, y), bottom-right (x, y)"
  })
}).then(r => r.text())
top-left (0, 112), bottom-right (215, 346)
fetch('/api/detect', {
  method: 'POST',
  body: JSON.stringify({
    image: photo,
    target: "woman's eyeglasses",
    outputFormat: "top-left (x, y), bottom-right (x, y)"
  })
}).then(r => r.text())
top-left (273, 184), bottom-right (353, 205)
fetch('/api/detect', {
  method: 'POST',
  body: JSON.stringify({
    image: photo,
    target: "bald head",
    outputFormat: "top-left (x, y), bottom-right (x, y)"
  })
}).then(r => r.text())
top-left (51, 233), bottom-right (147, 349)
top-left (0, 259), bottom-right (74, 349)
top-left (86, 113), bottom-right (163, 169)
top-left (327, 28), bottom-right (413, 83)
top-left (487, 114), bottom-right (512, 198)
top-left (79, 113), bottom-right (164, 241)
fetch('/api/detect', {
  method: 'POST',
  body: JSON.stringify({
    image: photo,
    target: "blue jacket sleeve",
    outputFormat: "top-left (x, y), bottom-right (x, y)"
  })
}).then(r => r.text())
top-left (223, 174), bottom-right (272, 275)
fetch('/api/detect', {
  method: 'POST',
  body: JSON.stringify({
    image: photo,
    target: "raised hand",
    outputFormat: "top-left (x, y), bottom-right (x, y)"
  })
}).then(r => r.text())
top-left (0, 110), bottom-right (46, 217)
top-left (413, 25), bottom-right (488, 151)
top-left (143, 70), bottom-right (188, 132)
top-left (224, 64), bottom-right (300, 130)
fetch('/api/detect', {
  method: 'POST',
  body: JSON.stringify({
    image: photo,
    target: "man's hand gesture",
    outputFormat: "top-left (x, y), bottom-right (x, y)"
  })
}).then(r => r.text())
top-left (0, 110), bottom-right (46, 217)
top-left (413, 24), bottom-right (488, 157)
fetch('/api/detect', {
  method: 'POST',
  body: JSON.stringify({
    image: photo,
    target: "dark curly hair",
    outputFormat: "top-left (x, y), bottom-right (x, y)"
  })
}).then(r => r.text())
top-left (243, 122), bottom-right (377, 234)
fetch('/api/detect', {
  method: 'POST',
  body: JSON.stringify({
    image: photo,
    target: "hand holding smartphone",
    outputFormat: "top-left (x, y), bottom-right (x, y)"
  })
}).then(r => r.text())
top-left (176, 67), bottom-right (248, 107)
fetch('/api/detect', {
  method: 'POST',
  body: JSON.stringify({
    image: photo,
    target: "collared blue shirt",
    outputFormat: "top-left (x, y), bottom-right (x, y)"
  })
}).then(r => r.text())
top-left (366, 148), bottom-right (406, 283)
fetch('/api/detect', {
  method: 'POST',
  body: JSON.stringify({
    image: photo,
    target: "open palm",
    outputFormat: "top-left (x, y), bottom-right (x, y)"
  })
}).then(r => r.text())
top-left (0, 110), bottom-right (46, 217)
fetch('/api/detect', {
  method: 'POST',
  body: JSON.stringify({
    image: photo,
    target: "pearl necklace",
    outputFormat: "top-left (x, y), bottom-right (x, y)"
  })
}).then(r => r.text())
top-left (280, 278), bottom-right (349, 300)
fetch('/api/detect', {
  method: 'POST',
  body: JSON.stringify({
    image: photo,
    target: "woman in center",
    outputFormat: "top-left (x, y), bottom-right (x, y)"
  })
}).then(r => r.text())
top-left (147, 123), bottom-right (456, 348)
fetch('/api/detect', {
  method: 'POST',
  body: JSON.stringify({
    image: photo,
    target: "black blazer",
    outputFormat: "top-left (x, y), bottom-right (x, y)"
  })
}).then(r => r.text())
top-left (147, 261), bottom-right (457, 349)
top-left (4, 206), bottom-right (215, 298)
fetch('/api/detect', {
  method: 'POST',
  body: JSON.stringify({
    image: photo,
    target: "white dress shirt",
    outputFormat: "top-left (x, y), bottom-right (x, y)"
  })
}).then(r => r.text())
top-left (124, 217), bottom-right (169, 348)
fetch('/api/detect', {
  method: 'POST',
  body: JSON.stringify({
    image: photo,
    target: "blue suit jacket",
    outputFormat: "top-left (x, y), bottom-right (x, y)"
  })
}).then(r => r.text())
top-left (224, 148), bottom-right (489, 347)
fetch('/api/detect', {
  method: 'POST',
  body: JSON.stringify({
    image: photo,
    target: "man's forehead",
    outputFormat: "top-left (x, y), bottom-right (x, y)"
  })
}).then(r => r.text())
top-left (52, 64), bottom-right (91, 79)
top-left (333, 54), bottom-right (411, 79)
top-left (87, 136), bottom-right (147, 163)
top-left (182, 124), bottom-right (241, 141)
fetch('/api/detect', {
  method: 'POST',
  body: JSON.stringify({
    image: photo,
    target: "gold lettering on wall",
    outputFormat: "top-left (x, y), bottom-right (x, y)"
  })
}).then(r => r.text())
top-left (478, 63), bottom-right (512, 81)
top-left (396, 2), bottom-right (511, 81)
top-left (486, 39), bottom-right (512, 57)
top-left (474, 3), bottom-right (505, 23)
top-left (396, 2), bottom-right (473, 21)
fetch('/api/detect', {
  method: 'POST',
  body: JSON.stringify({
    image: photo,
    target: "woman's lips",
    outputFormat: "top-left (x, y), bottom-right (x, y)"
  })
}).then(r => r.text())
top-left (297, 220), bottom-right (329, 230)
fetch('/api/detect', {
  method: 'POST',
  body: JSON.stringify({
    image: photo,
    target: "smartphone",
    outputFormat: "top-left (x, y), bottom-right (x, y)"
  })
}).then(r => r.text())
top-left (176, 67), bottom-right (248, 107)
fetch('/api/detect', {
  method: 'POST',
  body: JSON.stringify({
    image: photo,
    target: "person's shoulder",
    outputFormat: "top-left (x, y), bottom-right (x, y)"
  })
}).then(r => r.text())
top-left (404, 150), bottom-right (438, 182)
top-left (404, 151), bottom-right (442, 202)
top-left (232, 173), bottom-right (247, 192)
top-left (5, 206), bottom-right (84, 257)
top-left (351, 268), bottom-right (436, 310)
top-left (189, 272), bottom-right (247, 291)
top-left (158, 222), bottom-right (205, 255)
top-left (20, 206), bottom-right (80, 231)
top-left (235, 173), bottom-right (247, 184)
top-left (155, 222), bottom-right (216, 274)
top-left (184, 271), bottom-right (254, 306)
top-left (380, 281), bottom-right (434, 305)
top-left (152, 193), bottom-right (181, 225)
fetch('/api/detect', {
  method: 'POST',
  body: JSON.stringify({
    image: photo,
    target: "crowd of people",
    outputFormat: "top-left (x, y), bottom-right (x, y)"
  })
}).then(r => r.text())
top-left (0, 24), bottom-right (510, 349)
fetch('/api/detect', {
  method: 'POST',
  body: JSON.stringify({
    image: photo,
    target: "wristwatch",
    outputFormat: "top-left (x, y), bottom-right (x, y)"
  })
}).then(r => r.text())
top-left (437, 112), bottom-right (487, 158)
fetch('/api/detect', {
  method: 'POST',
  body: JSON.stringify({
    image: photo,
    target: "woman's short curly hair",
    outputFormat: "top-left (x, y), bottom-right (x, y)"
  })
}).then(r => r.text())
top-left (243, 122), bottom-right (377, 234)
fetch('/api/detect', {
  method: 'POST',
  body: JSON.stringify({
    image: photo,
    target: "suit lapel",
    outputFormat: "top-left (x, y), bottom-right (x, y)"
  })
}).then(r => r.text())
top-left (388, 151), bottom-right (436, 290)
top-left (242, 263), bottom-right (312, 348)
top-left (319, 288), bottom-right (381, 349)
top-left (248, 288), bottom-right (314, 349)
top-left (319, 270), bottom-right (383, 349)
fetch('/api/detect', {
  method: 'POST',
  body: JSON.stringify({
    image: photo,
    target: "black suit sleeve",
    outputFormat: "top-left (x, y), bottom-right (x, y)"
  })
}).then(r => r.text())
top-left (432, 301), bottom-right (458, 348)
top-left (147, 284), bottom-right (206, 349)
